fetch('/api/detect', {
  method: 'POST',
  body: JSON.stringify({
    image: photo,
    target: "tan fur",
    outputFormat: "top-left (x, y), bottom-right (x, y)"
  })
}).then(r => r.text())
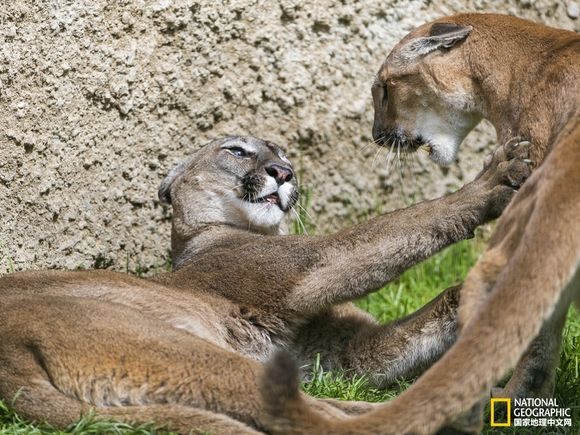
top-left (260, 13), bottom-right (579, 434)
top-left (0, 131), bottom-right (528, 433)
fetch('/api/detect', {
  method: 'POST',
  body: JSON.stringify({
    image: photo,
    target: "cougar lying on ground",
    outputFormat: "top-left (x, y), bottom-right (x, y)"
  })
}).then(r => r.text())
top-left (0, 134), bottom-right (528, 433)
top-left (260, 13), bottom-right (579, 434)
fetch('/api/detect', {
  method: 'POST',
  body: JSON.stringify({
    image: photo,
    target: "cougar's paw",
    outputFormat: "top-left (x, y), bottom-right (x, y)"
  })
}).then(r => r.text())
top-left (480, 140), bottom-right (533, 189)
top-left (478, 140), bottom-right (533, 220)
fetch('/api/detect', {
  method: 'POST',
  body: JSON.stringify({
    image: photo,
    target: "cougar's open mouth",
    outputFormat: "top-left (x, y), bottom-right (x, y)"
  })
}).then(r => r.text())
top-left (256, 192), bottom-right (281, 206)
top-left (246, 191), bottom-right (282, 208)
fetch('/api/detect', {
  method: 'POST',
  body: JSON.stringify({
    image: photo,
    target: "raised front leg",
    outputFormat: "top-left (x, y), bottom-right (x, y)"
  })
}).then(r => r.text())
top-left (294, 285), bottom-right (460, 387)
top-left (288, 141), bottom-right (531, 313)
top-left (167, 142), bottom-right (530, 320)
top-left (345, 285), bottom-right (461, 386)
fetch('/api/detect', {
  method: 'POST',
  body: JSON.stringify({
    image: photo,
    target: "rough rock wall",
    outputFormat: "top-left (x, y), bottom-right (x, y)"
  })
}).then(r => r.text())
top-left (0, 0), bottom-right (577, 273)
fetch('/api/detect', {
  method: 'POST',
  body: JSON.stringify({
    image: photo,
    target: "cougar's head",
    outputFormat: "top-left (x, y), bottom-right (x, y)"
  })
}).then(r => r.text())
top-left (159, 136), bottom-right (299, 235)
top-left (372, 19), bottom-right (481, 166)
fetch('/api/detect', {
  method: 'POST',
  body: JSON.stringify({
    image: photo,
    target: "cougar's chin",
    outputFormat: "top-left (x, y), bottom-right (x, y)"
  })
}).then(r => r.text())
top-left (236, 198), bottom-right (286, 229)
top-left (426, 137), bottom-right (460, 166)
top-left (412, 110), bottom-right (476, 166)
top-left (235, 183), bottom-right (289, 230)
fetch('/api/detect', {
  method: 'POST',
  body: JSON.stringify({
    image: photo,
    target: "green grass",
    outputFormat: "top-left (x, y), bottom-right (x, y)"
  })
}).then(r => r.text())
top-left (1, 240), bottom-right (578, 434)
top-left (0, 401), bottom-right (171, 435)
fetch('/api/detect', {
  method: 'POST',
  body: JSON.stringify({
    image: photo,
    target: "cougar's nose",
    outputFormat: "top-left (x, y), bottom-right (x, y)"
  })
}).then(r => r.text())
top-left (265, 163), bottom-right (294, 185)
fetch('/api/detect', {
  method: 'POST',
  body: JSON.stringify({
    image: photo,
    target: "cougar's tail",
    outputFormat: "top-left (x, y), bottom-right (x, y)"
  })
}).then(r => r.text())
top-left (260, 351), bottom-right (336, 434)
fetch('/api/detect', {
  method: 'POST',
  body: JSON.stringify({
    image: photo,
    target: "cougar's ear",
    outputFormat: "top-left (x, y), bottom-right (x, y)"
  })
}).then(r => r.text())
top-left (400, 23), bottom-right (472, 61)
top-left (158, 155), bottom-right (195, 204)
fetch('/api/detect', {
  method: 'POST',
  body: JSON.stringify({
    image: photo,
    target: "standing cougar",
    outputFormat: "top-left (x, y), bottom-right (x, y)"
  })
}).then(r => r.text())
top-left (260, 13), bottom-right (579, 435)
top-left (0, 133), bottom-right (528, 433)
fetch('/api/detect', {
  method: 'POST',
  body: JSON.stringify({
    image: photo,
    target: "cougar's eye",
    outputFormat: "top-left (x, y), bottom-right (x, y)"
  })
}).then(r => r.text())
top-left (226, 147), bottom-right (251, 158)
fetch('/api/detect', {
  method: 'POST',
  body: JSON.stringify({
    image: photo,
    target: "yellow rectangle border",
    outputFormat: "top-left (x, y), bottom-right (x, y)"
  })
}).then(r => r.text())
top-left (490, 398), bottom-right (511, 427)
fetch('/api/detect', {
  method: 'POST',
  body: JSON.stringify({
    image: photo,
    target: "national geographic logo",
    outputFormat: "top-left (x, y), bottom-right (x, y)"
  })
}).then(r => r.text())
top-left (490, 398), bottom-right (572, 428)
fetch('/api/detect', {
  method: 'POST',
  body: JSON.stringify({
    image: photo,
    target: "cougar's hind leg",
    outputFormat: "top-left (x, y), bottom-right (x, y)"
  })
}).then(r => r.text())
top-left (0, 346), bottom-right (88, 427)
top-left (345, 285), bottom-right (461, 386)
top-left (0, 331), bottom-right (262, 435)
top-left (294, 286), bottom-right (460, 389)
top-left (493, 307), bottom-right (568, 399)
top-left (1, 372), bottom-right (261, 434)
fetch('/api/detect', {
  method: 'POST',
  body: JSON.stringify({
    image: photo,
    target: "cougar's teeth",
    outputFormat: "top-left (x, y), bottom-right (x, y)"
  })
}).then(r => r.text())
top-left (265, 193), bottom-right (280, 204)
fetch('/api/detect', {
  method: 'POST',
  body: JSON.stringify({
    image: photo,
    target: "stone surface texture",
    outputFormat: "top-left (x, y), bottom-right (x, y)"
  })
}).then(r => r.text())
top-left (1, 0), bottom-right (577, 272)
